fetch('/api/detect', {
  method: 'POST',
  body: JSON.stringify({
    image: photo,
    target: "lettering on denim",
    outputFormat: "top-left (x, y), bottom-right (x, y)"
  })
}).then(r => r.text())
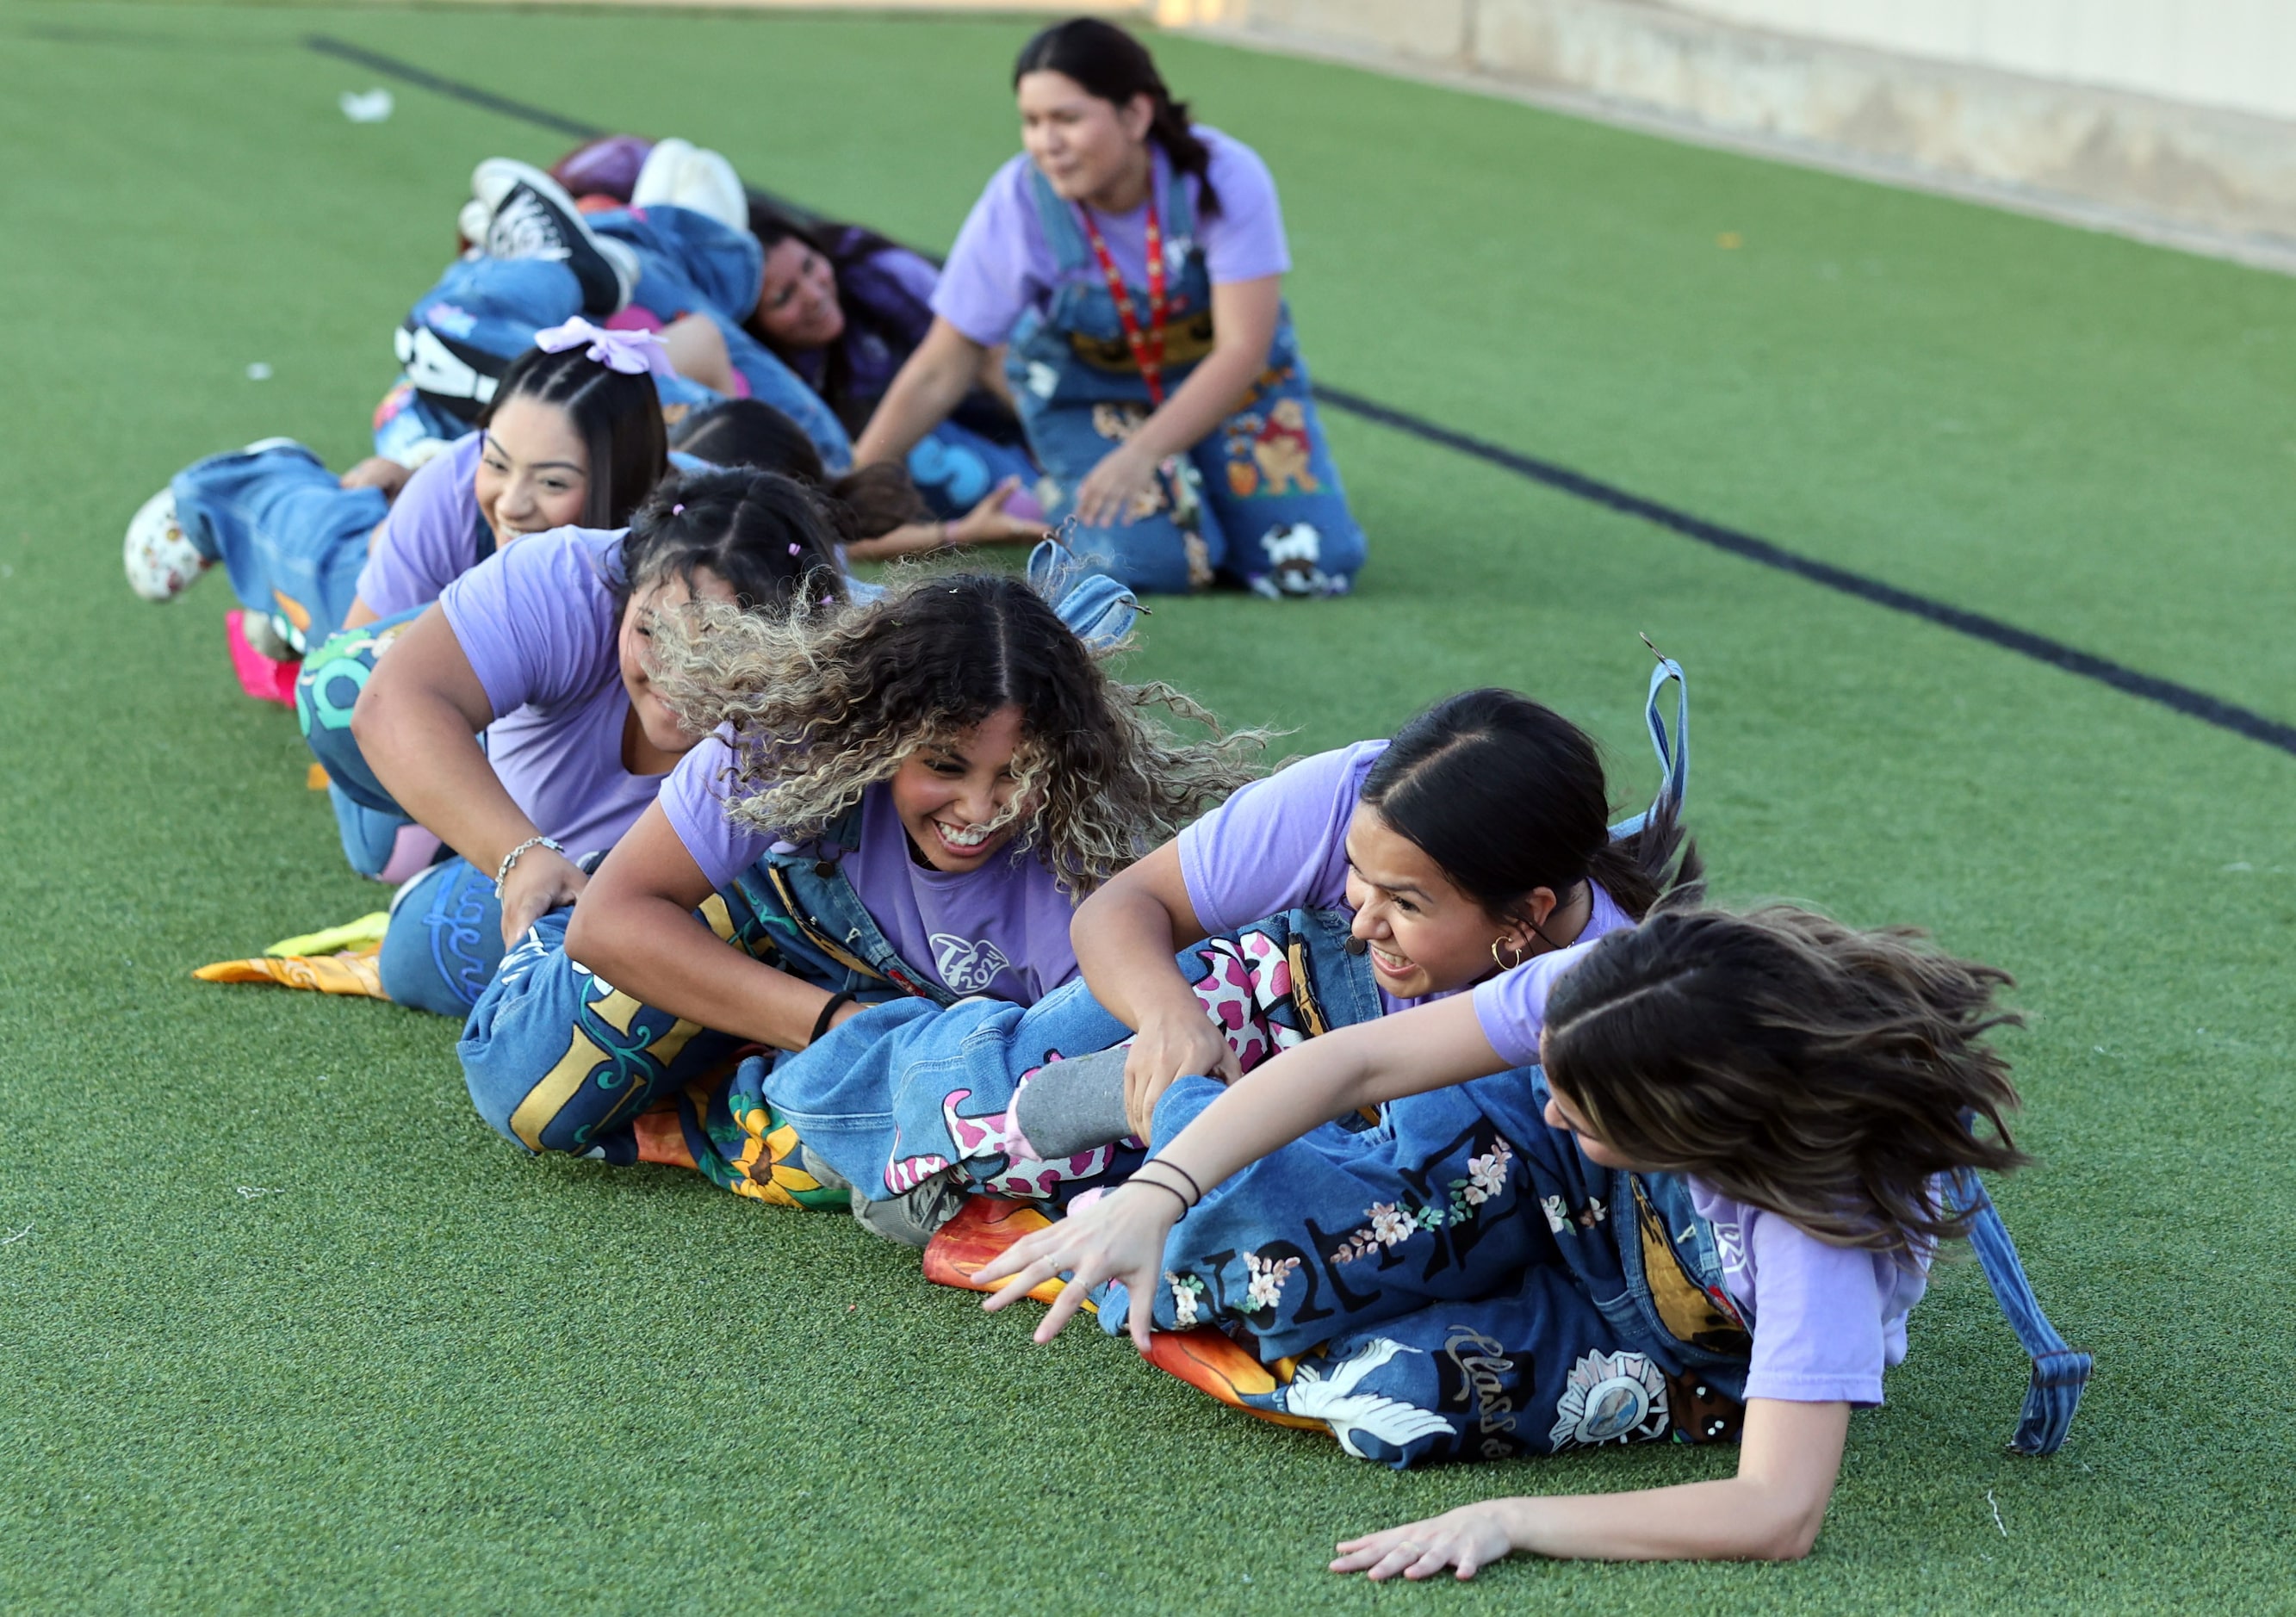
top-left (1443, 1325), bottom-right (1520, 1459)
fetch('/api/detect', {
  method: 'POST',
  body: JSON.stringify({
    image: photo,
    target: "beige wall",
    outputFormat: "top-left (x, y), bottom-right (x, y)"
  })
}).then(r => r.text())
top-left (1166, 0), bottom-right (2296, 263)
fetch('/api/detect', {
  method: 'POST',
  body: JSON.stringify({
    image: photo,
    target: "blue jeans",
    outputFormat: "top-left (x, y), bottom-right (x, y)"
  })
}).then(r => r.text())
top-left (170, 443), bottom-right (384, 653)
top-left (396, 220), bottom-right (847, 470)
top-left (766, 908), bottom-right (1375, 1199)
top-left (294, 610), bottom-right (431, 877)
top-left (590, 206), bottom-right (853, 471)
top-left (905, 417), bottom-right (1039, 524)
top-left (377, 856), bottom-right (506, 1017)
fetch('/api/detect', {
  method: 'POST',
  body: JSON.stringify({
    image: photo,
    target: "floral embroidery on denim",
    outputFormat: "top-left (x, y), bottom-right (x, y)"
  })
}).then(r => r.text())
top-left (1167, 1270), bottom-right (1207, 1329)
top-left (1330, 1138), bottom-right (1517, 1264)
top-left (1244, 1252), bottom-right (1302, 1311)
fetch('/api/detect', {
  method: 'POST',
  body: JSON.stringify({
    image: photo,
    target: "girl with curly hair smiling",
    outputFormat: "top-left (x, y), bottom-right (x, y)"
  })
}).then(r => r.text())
top-left (456, 560), bottom-right (1263, 1213)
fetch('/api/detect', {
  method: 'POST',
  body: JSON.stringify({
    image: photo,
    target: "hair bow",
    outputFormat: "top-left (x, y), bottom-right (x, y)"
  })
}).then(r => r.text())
top-left (532, 318), bottom-right (678, 381)
top-left (1027, 538), bottom-right (1139, 651)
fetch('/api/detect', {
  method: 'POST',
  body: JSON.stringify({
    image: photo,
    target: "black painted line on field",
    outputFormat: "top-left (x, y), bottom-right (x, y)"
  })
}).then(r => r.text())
top-left (308, 34), bottom-right (606, 141)
top-left (1312, 386), bottom-right (2296, 755)
top-left (306, 34), bottom-right (2296, 762)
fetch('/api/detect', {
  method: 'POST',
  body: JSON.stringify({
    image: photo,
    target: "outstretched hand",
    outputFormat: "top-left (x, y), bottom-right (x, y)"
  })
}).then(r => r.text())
top-left (946, 475), bottom-right (1047, 548)
top-left (1331, 1502), bottom-right (1520, 1582)
top-left (975, 1179), bottom-right (1183, 1351)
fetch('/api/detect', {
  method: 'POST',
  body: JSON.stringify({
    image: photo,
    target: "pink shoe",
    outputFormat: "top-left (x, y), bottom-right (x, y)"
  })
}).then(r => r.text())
top-left (225, 610), bottom-right (301, 706)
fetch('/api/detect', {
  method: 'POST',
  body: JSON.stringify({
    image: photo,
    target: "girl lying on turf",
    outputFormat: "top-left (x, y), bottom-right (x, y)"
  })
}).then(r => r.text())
top-left (305, 463), bottom-right (845, 1018)
top-left (131, 324), bottom-right (674, 883)
top-left (545, 132), bottom-right (1046, 530)
top-left (975, 902), bottom-right (2029, 1568)
top-left (451, 561), bottom-right (1261, 1217)
top-left (753, 679), bottom-right (1686, 1222)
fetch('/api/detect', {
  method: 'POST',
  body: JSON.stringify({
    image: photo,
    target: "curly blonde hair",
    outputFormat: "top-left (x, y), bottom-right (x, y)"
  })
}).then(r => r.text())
top-left (648, 566), bottom-right (1269, 891)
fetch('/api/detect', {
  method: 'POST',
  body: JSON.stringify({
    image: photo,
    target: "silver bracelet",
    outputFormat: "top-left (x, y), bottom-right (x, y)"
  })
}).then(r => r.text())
top-left (493, 834), bottom-right (567, 897)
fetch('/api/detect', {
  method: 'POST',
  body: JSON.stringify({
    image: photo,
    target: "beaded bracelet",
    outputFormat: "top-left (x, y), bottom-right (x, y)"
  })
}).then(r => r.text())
top-left (493, 834), bottom-right (567, 897)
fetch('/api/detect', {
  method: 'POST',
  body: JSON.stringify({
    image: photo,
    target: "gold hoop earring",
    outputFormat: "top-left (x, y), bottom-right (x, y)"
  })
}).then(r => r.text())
top-left (1491, 937), bottom-right (1525, 970)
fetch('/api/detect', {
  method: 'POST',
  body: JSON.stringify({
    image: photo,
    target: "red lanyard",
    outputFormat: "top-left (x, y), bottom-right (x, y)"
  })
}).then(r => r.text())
top-left (1077, 196), bottom-right (1168, 406)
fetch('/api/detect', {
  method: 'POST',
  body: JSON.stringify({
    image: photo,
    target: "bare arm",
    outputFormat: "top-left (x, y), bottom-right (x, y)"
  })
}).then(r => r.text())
top-left (341, 593), bottom-right (380, 630)
top-left (349, 605), bottom-right (580, 943)
top-left (841, 476), bottom-right (1046, 564)
top-left (853, 318), bottom-right (990, 468)
top-left (979, 992), bottom-right (1503, 1345)
top-left (1070, 842), bottom-right (1241, 1133)
top-left (1331, 1399), bottom-right (1849, 1571)
top-left (976, 343), bottom-right (1016, 412)
top-left (563, 802), bottom-right (856, 1052)
top-left (1072, 275), bottom-right (1281, 528)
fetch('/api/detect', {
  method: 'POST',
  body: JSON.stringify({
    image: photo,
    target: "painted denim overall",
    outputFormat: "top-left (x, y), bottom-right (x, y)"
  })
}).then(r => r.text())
top-left (1114, 1062), bottom-right (1758, 1469)
top-left (289, 604), bottom-right (512, 1008)
top-left (168, 442), bottom-right (387, 660)
top-left (456, 808), bottom-right (962, 1209)
top-left (1007, 154), bottom-right (1364, 596)
top-left (764, 904), bottom-right (1381, 1210)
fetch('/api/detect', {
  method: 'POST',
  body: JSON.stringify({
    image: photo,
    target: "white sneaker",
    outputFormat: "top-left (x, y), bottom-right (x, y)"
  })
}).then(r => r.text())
top-left (456, 196), bottom-right (488, 250)
top-left (630, 137), bottom-right (694, 209)
top-left (634, 136), bottom-right (748, 233)
top-left (123, 486), bottom-right (210, 603)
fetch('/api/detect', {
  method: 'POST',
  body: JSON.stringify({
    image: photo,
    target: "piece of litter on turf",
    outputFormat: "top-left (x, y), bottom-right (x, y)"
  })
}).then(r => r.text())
top-left (1986, 1489), bottom-right (2007, 1537)
top-left (0, 1224), bottom-right (29, 1246)
top-left (340, 88), bottom-right (394, 123)
top-left (847, 1304), bottom-right (857, 1312)
top-left (236, 1186), bottom-right (285, 1199)
top-left (245, 362), bottom-right (273, 381)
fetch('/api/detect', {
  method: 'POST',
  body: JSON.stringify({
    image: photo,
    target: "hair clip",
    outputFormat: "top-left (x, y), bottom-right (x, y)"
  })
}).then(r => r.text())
top-left (673, 504), bottom-right (685, 515)
top-left (788, 542), bottom-right (802, 555)
top-left (531, 318), bottom-right (677, 381)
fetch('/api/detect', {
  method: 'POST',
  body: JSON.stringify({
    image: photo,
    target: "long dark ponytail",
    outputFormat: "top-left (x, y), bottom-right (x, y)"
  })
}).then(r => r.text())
top-left (1359, 688), bottom-right (1697, 933)
top-left (1013, 18), bottom-right (1221, 219)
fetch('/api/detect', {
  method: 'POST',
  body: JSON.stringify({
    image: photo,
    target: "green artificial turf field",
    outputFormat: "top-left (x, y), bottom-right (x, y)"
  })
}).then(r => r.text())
top-left (3, 3), bottom-right (2292, 1610)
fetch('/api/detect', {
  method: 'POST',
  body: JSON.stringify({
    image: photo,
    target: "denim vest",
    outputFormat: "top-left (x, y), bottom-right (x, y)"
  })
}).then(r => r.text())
top-left (1007, 152), bottom-right (1306, 413)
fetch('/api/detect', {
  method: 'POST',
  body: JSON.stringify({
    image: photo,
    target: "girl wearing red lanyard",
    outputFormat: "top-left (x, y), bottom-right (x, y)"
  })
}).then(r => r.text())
top-left (854, 18), bottom-right (1367, 598)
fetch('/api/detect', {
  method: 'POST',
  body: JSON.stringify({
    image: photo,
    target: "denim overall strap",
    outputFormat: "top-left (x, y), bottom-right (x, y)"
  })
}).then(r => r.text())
top-left (747, 810), bottom-right (959, 1007)
top-left (1945, 1169), bottom-right (2091, 1455)
top-left (1025, 164), bottom-right (1096, 277)
top-left (1609, 655), bottom-right (1688, 839)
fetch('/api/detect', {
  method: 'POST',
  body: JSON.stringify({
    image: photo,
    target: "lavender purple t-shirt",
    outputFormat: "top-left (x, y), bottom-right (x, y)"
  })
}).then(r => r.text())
top-left (436, 526), bottom-right (667, 861)
top-left (660, 736), bottom-right (1081, 1004)
top-left (1473, 945), bottom-right (1928, 1407)
top-left (355, 432), bottom-right (488, 619)
top-left (932, 127), bottom-right (1292, 348)
top-left (1177, 740), bottom-right (1632, 1016)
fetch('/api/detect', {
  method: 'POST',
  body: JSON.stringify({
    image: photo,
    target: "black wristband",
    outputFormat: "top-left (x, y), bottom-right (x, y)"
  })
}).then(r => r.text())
top-left (1142, 1156), bottom-right (1204, 1205)
top-left (810, 990), bottom-right (859, 1047)
top-left (1127, 1176), bottom-right (1191, 1217)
